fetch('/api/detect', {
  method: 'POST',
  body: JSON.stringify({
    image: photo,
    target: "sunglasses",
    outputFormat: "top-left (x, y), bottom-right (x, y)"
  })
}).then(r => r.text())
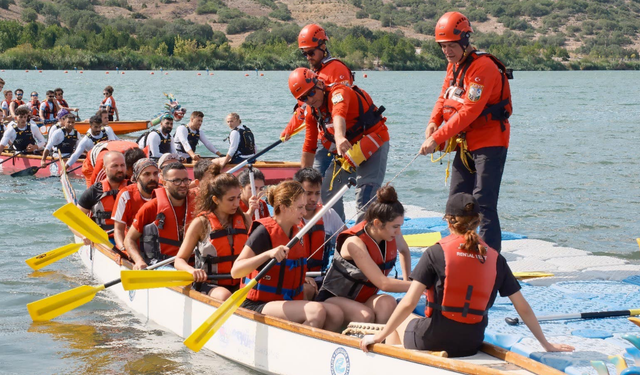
top-left (299, 87), bottom-right (319, 102)
top-left (300, 48), bottom-right (319, 57)
top-left (31, 94), bottom-right (38, 97)
top-left (165, 178), bottom-right (191, 186)
top-left (47, 96), bottom-right (54, 99)
top-left (16, 93), bottom-right (23, 96)
top-left (103, 92), bottom-right (108, 96)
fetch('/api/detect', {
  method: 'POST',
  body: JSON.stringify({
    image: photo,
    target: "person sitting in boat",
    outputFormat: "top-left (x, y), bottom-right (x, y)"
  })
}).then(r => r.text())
top-left (2, 90), bottom-right (13, 119)
top-left (175, 163), bottom-right (250, 300)
top-left (65, 115), bottom-right (119, 169)
top-left (216, 113), bottom-right (256, 168)
top-left (96, 109), bottom-right (119, 140)
top-left (40, 109), bottom-right (78, 167)
top-left (100, 86), bottom-right (119, 122)
top-left (39, 90), bottom-right (60, 125)
top-left (125, 162), bottom-right (197, 269)
top-left (123, 147), bottom-right (146, 180)
top-left (359, 193), bottom-right (575, 357)
top-left (138, 114), bottom-right (177, 160)
top-left (316, 185), bottom-right (412, 325)
top-left (231, 180), bottom-right (344, 332)
top-left (27, 92), bottom-right (41, 122)
top-left (190, 157), bottom-right (212, 189)
top-left (175, 111), bottom-right (224, 163)
top-left (0, 106), bottom-right (46, 155)
top-left (237, 168), bottom-right (270, 222)
top-left (111, 158), bottom-right (159, 254)
top-left (9, 89), bottom-right (25, 119)
top-left (54, 88), bottom-right (79, 113)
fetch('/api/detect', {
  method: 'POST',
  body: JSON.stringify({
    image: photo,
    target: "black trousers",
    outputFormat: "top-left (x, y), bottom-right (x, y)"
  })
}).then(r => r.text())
top-left (449, 146), bottom-right (508, 252)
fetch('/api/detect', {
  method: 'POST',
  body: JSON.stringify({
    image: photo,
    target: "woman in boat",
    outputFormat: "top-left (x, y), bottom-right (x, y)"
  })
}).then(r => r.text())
top-left (359, 193), bottom-right (575, 357)
top-left (237, 167), bottom-right (270, 222)
top-left (316, 185), bottom-right (412, 325)
top-left (100, 86), bottom-right (119, 122)
top-left (231, 180), bottom-right (344, 331)
top-left (175, 164), bottom-right (249, 301)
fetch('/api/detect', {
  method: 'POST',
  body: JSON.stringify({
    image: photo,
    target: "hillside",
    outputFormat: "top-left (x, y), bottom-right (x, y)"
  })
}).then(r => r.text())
top-left (1, 0), bottom-right (639, 70)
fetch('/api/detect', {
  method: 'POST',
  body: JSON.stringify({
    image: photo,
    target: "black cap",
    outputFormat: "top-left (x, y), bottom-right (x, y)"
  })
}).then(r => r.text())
top-left (445, 193), bottom-right (480, 216)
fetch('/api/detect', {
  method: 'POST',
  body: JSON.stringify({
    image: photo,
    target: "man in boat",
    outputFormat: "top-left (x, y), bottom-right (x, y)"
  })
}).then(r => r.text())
top-left (216, 112), bottom-right (256, 168)
top-left (174, 111), bottom-right (223, 163)
top-left (40, 109), bottom-right (78, 167)
top-left (111, 158), bottom-right (159, 253)
top-left (237, 168), bottom-right (269, 222)
top-left (138, 114), bottom-right (177, 160)
top-left (1, 90), bottom-right (13, 119)
top-left (54, 88), bottom-right (79, 113)
top-left (418, 11), bottom-right (512, 252)
top-left (190, 157), bottom-right (212, 189)
top-left (288, 68), bottom-right (389, 222)
top-left (281, 24), bottom-right (354, 176)
top-left (124, 147), bottom-right (146, 180)
top-left (65, 115), bottom-right (118, 169)
top-left (9, 89), bottom-right (25, 119)
top-left (0, 106), bottom-right (46, 154)
top-left (39, 90), bottom-right (60, 125)
top-left (124, 162), bottom-right (197, 269)
top-left (77, 151), bottom-right (128, 240)
top-left (96, 109), bottom-right (119, 140)
top-left (27, 92), bottom-right (41, 122)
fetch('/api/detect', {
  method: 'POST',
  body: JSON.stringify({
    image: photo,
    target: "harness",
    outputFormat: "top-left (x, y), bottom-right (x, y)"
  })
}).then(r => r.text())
top-left (87, 129), bottom-right (109, 145)
top-left (58, 99), bottom-right (69, 108)
top-left (12, 123), bottom-right (36, 152)
top-left (56, 128), bottom-right (78, 155)
top-left (138, 130), bottom-right (172, 154)
top-left (176, 126), bottom-right (200, 154)
top-left (42, 101), bottom-right (56, 122)
top-left (29, 101), bottom-right (40, 117)
top-left (91, 179), bottom-right (122, 231)
top-left (231, 126), bottom-right (255, 159)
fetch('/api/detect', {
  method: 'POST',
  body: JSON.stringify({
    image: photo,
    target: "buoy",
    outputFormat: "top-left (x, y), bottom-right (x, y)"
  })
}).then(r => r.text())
top-left (39, 70), bottom-right (42, 73)
top-left (80, 71), bottom-right (83, 73)
top-left (245, 73), bottom-right (249, 76)
top-left (122, 72), bottom-right (125, 75)
top-left (150, 72), bottom-right (154, 75)
top-left (1, 69), bottom-right (4, 72)
top-left (164, 73), bottom-right (168, 75)
top-left (363, 74), bottom-right (368, 78)
top-left (197, 73), bottom-right (201, 76)
top-left (210, 73), bottom-right (214, 76)
top-left (260, 73), bottom-right (264, 76)
top-left (64, 71), bottom-right (68, 73)
top-left (25, 70), bottom-right (29, 72)
top-left (106, 71), bottom-right (109, 74)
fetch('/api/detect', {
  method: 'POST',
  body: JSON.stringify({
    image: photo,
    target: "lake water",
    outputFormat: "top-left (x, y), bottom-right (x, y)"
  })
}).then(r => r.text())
top-left (0, 69), bottom-right (638, 374)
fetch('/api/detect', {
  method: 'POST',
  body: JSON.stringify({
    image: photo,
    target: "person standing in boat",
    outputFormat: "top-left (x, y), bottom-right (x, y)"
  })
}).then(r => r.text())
top-left (237, 168), bottom-right (270, 222)
top-left (9, 89), bottom-right (26, 119)
top-left (65, 115), bottom-right (119, 169)
top-left (0, 106), bottom-right (46, 154)
top-left (280, 24), bottom-right (354, 176)
top-left (231, 180), bottom-right (344, 332)
top-left (418, 12), bottom-right (512, 253)
top-left (111, 158), bottom-right (159, 254)
top-left (39, 90), bottom-right (60, 125)
top-left (96, 109), bottom-right (119, 140)
top-left (288, 68), bottom-right (389, 222)
top-left (27, 92), bottom-right (41, 122)
top-left (125, 162), bottom-right (197, 269)
top-left (100, 86), bottom-right (119, 122)
top-left (216, 113), bottom-right (256, 168)
top-left (175, 164), bottom-right (250, 301)
top-left (359, 193), bottom-right (575, 357)
top-left (174, 111), bottom-right (224, 163)
top-left (138, 114), bottom-right (177, 160)
top-left (54, 88), bottom-right (79, 113)
top-left (317, 185), bottom-right (411, 324)
top-left (40, 109), bottom-right (78, 166)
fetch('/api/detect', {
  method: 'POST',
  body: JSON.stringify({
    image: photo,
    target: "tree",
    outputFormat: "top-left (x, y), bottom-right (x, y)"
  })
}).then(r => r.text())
top-left (22, 8), bottom-right (38, 23)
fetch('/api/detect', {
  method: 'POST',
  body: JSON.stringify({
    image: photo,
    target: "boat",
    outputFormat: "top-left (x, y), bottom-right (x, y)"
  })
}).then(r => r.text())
top-left (39, 120), bottom-right (151, 136)
top-left (54, 165), bottom-right (563, 375)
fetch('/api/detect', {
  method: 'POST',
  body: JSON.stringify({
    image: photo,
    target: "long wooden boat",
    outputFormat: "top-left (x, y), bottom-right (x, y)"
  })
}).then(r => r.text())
top-left (56, 167), bottom-right (563, 375)
top-left (39, 120), bottom-right (150, 136)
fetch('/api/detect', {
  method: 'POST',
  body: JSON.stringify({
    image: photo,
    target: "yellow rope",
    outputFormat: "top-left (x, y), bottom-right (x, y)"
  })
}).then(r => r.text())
top-left (430, 135), bottom-right (475, 184)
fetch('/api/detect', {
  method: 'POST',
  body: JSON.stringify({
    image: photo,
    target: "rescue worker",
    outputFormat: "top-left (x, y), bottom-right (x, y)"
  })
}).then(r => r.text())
top-left (237, 168), bottom-right (270, 222)
top-left (138, 114), bottom-right (176, 160)
top-left (174, 111), bottom-right (224, 163)
top-left (280, 24), bottom-right (354, 175)
top-left (317, 185), bottom-right (411, 324)
top-left (0, 106), bottom-right (46, 154)
top-left (111, 158), bottom-right (159, 253)
top-left (231, 180), bottom-right (344, 331)
top-left (66, 115), bottom-right (119, 171)
top-left (100, 85), bottom-right (119, 122)
top-left (359, 193), bottom-right (575, 357)
top-left (288, 67), bottom-right (389, 221)
top-left (9, 89), bottom-right (25, 119)
top-left (124, 162), bottom-right (197, 269)
top-left (175, 164), bottom-right (250, 301)
top-left (419, 12), bottom-right (512, 252)
top-left (54, 88), bottom-right (79, 112)
top-left (40, 109), bottom-right (77, 167)
top-left (217, 113), bottom-right (256, 168)
top-left (39, 90), bottom-right (60, 125)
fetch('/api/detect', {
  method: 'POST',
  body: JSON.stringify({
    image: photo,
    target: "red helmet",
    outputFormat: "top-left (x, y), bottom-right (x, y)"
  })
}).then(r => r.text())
top-left (435, 12), bottom-right (473, 43)
top-left (298, 24), bottom-right (328, 49)
top-left (288, 68), bottom-right (318, 100)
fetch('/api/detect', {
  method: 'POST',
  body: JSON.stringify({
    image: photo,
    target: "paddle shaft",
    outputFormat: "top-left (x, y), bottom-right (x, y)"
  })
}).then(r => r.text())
top-left (227, 139), bottom-right (283, 174)
top-left (248, 165), bottom-right (260, 221)
top-left (505, 308), bottom-right (640, 325)
top-left (0, 150), bottom-right (24, 165)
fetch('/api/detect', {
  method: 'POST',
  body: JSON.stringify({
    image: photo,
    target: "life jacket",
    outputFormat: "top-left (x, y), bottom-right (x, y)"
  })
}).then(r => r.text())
top-left (42, 101), bottom-right (56, 122)
top-left (101, 97), bottom-right (116, 117)
top-left (137, 130), bottom-right (172, 155)
top-left (239, 198), bottom-right (270, 219)
top-left (57, 98), bottom-right (69, 108)
top-left (175, 125), bottom-right (200, 154)
top-left (194, 211), bottom-right (248, 287)
top-left (244, 217), bottom-right (307, 303)
top-left (28, 100), bottom-right (40, 117)
top-left (91, 178), bottom-right (126, 232)
top-left (12, 123), bottom-right (36, 151)
top-left (56, 128), bottom-right (78, 155)
top-left (230, 126), bottom-right (255, 162)
top-left (86, 129), bottom-right (109, 145)
top-left (320, 221), bottom-right (397, 303)
top-left (0, 123), bottom-right (5, 141)
top-left (140, 188), bottom-right (196, 264)
top-left (12, 99), bottom-right (25, 108)
top-left (82, 140), bottom-right (139, 187)
top-left (424, 234), bottom-right (498, 324)
top-left (305, 205), bottom-right (328, 272)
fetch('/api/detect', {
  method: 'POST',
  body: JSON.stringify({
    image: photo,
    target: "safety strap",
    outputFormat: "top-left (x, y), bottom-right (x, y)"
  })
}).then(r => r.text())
top-left (426, 301), bottom-right (487, 318)
top-left (209, 228), bottom-right (248, 239)
top-left (158, 237), bottom-right (181, 247)
top-left (204, 254), bottom-right (239, 265)
top-left (248, 280), bottom-right (304, 301)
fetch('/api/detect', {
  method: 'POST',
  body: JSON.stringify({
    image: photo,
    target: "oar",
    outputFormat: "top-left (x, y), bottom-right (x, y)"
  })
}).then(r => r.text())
top-left (121, 270), bottom-right (233, 290)
top-left (26, 229), bottom-right (115, 271)
top-left (27, 257), bottom-right (175, 322)
top-left (512, 271), bottom-right (554, 279)
top-left (629, 317), bottom-right (640, 328)
top-left (184, 177), bottom-right (356, 352)
top-left (505, 308), bottom-right (640, 325)
top-left (11, 154), bottom-right (67, 177)
top-left (0, 150), bottom-right (24, 165)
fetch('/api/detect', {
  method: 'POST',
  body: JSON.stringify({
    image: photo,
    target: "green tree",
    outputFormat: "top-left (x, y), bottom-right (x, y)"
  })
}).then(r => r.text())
top-left (22, 8), bottom-right (38, 23)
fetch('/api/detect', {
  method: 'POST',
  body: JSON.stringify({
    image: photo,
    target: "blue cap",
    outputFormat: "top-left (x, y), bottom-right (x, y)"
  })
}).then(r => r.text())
top-left (57, 108), bottom-right (72, 120)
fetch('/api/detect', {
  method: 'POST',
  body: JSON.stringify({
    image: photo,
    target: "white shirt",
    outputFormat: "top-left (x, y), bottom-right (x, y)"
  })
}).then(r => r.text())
top-left (227, 125), bottom-right (256, 158)
top-left (1, 100), bottom-right (9, 112)
top-left (0, 121), bottom-right (46, 148)
top-left (65, 129), bottom-right (118, 167)
top-left (145, 131), bottom-right (176, 158)
top-left (44, 127), bottom-right (77, 152)
top-left (174, 124), bottom-right (220, 158)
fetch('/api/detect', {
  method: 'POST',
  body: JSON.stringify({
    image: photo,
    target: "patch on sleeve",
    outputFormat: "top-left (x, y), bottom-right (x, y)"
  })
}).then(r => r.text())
top-left (331, 92), bottom-right (344, 105)
top-left (467, 83), bottom-right (484, 102)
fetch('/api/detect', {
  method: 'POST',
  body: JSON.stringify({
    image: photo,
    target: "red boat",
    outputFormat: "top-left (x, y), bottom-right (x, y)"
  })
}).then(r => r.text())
top-left (39, 120), bottom-right (150, 136)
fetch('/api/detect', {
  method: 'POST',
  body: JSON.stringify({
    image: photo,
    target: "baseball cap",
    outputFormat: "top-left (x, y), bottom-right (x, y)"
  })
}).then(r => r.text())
top-left (158, 153), bottom-right (180, 167)
top-left (57, 108), bottom-right (72, 120)
top-left (445, 193), bottom-right (480, 217)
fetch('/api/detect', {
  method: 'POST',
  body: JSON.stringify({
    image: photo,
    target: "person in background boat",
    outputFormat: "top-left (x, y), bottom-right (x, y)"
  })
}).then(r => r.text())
top-left (237, 168), bottom-right (269, 223)
top-left (96, 109), bottom-right (118, 139)
top-left (125, 162), bottom-right (197, 269)
top-left (419, 12), bottom-right (512, 253)
top-left (359, 193), bottom-right (575, 357)
top-left (54, 88), bottom-right (78, 113)
top-left (39, 90), bottom-right (60, 125)
top-left (175, 164), bottom-right (250, 300)
top-left (281, 24), bottom-right (354, 176)
top-left (65, 115), bottom-right (118, 169)
top-left (288, 68), bottom-right (389, 222)
top-left (0, 78), bottom-right (4, 92)
top-left (27, 92), bottom-right (41, 122)
top-left (100, 86), bottom-right (119, 122)
top-left (77, 151), bottom-right (128, 241)
top-left (139, 114), bottom-right (176, 160)
top-left (216, 113), bottom-right (256, 168)
top-left (40, 109), bottom-right (77, 167)
top-left (317, 185), bottom-right (411, 325)
top-left (0, 106), bottom-right (46, 154)
top-left (231, 180), bottom-right (344, 331)
top-left (175, 111), bottom-right (224, 163)
top-left (190, 157), bottom-right (212, 189)
top-left (2, 90), bottom-right (13, 119)
top-left (111, 158), bottom-right (159, 253)
top-left (123, 147), bottom-right (146, 180)
top-left (9, 89), bottom-right (25, 119)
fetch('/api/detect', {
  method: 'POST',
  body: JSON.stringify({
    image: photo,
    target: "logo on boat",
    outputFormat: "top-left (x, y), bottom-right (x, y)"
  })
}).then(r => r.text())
top-left (129, 290), bottom-right (136, 301)
top-left (49, 162), bottom-right (59, 176)
top-left (330, 347), bottom-right (350, 375)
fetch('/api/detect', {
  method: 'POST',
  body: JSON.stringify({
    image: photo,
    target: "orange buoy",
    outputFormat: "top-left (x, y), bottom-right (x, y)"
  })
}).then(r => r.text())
top-left (39, 70), bottom-right (43, 73)
top-left (122, 72), bottom-right (125, 75)
top-left (106, 71), bottom-right (109, 74)
top-left (64, 71), bottom-right (68, 73)
top-left (363, 74), bottom-right (368, 78)
top-left (25, 70), bottom-right (29, 72)
top-left (150, 72), bottom-right (154, 75)
top-left (164, 72), bottom-right (168, 75)
top-left (209, 73), bottom-right (214, 76)
top-left (1, 69), bottom-right (4, 72)
top-left (260, 73), bottom-right (264, 76)
top-left (197, 73), bottom-right (201, 76)
top-left (80, 71), bottom-right (83, 73)
top-left (245, 73), bottom-right (249, 76)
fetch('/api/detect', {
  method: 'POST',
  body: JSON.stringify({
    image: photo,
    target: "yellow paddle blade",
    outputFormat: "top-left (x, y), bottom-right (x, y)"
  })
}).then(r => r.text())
top-left (629, 317), bottom-right (640, 328)
top-left (53, 203), bottom-right (110, 246)
top-left (121, 270), bottom-right (195, 290)
top-left (25, 243), bottom-right (83, 271)
top-left (27, 284), bottom-right (105, 322)
top-left (184, 278), bottom-right (257, 352)
top-left (513, 271), bottom-right (555, 279)
top-left (636, 238), bottom-right (640, 250)
top-left (404, 232), bottom-right (442, 248)
top-left (608, 355), bottom-right (628, 373)
top-left (279, 123), bottom-right (306, 141)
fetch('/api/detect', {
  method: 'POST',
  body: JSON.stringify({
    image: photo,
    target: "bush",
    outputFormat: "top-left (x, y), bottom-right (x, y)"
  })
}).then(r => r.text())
top-left (0, 0), bottom-right (14, 10)
top-left (226, 17), bottom-right (267, 35)
top-left (22, 8), bottom-right (38, 22)
top-left (269, 3), bottom-right (292, 21)
top-left (217, 7), bottom-right (245, 23)
top-left (195, 0), bottom-right (223, 15)
top-left (355, 9), bottom-right (367, 19)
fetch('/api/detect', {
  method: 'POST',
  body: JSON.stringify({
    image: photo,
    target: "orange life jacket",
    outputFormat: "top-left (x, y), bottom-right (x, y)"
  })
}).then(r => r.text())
top-left (57, 98), bottom-right (69, 108)
top-left (424, 234), bottom-right (498, 324)
top-left (81, 140), bottom-right (139, 187)
top-left (239, 198), bottom-right (270, 219)
top-left (12, 99), bottom-right (25, 108)
top-left (91, 178), bottom-right (126, 232)
top-left (305, 204), bottom-right (326, 272)
top-left (101, 96), bottom-right (116, 117)
top-left (42, 101), bottom-right (56, 122)
top-left (29, 100), bottom-right (40, 117)
top-left (244, 217), bottom-right (308, 303)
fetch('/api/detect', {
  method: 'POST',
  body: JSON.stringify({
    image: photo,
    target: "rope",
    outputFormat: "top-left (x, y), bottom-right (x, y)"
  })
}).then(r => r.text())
top-left (429, 135), bottom-right (475, 185)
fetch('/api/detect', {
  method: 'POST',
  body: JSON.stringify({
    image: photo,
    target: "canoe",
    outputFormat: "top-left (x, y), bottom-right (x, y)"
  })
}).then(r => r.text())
top-left (39, 120), bottom-right (150, 136)
top-left (55, 168), bottom-right (563, 375)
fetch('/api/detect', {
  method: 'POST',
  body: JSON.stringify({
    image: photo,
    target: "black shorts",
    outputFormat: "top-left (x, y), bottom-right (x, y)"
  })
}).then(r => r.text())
top-left (403, 317), bottom-right (480, 357)
top-left (314, 289), bottom-right (336, 302)
top-left (197, 282), bottom-right (239, 296)
top-left (240, 299), bottom-right (268, 314)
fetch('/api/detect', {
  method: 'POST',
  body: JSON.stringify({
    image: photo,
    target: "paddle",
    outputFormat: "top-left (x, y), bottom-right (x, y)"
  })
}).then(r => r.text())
top-left (26, 229), bottom-right (115, 271)
top-left (27, 256), bottom-right (176, 322)
top-left (121, 270), bottom-right (233, 290)
top-left (404, 232), bottom-right (442, 247)
top-left (183, 177), bottom-right (356, 352)
top-left (512, 271), bottom-right (554, 279)
top-left (11, 154), bottom-right (67, 177)
top-left (0, 150), bottom-right (24, 165)
top-left (505, 308), bottom-right (640, 325)
top-left (248, 164), bottom-right (260, 221)
top-left (629, 317), bottom-right (640, 328)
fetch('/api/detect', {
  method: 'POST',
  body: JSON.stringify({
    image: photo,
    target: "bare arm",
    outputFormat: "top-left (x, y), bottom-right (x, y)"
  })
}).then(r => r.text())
top-left (332, 115), bottom-right (350, 156)
top-left (124, 226), bottom-right (148, 270)
top-left (344, 237), bottom-right (411, 293)
top-left (175, 217), bottom-right (208, 282)
top-left (113, 221), bottom-right (126, 251)
top-left (230, 244), bottom-right (288, 279)
top-left (301, 152), bottom-right (315, 168)
top-left (396, 233), bottom-right (411, 281)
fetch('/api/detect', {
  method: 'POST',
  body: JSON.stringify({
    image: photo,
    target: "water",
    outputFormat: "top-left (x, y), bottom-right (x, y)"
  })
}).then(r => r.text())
top-left (0, 70), bottom-right (638, 374)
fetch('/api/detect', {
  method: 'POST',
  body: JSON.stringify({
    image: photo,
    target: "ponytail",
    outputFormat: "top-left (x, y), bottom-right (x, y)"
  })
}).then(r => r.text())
top-left (444, 213), bottom-right (486, 256)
